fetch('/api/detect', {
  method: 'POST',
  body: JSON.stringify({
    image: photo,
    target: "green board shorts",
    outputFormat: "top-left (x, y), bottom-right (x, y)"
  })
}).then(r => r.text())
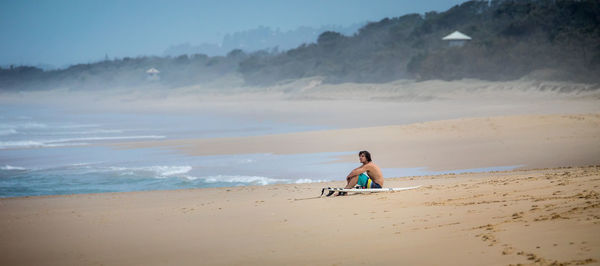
top-left (357, 173), bottom-right (382, 188)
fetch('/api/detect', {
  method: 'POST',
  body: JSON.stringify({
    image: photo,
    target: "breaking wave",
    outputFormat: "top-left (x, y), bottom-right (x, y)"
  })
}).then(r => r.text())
top-left (294, 178), bottom-right (330, 184)
top-left (198, 175), bottom-right (288, 185)
top-left (1, 165), bottom-right (27, 171)
top-left (0, 135), bottom-right (165, 149)
top-left (108, 165), bottom-right (193, 178)
top-left (0, 140), bottom-right (88, 149)
top-left (0, 122), bottom-right (47, 129)
top-left (194, 175), bottom-right (329, 186)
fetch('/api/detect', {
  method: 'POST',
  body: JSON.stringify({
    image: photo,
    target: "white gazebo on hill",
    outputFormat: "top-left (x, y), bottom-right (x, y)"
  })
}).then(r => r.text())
top-left (442, 31), bottom-right (472, 47)
top-left (146, 68), bottom-right (160, 81)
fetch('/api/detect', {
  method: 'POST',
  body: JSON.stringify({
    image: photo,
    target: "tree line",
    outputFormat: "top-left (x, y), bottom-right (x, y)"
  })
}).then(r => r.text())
top-left (1, 0), bottom-right (598, 91)
top-left (239, 0), bottom-right (600, 84)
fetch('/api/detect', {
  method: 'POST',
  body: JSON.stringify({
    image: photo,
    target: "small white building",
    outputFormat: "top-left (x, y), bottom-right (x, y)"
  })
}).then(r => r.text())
top-left (442, 31), bottom-right (472, 47)
top-left (146, 68), bottom-right (160, 81)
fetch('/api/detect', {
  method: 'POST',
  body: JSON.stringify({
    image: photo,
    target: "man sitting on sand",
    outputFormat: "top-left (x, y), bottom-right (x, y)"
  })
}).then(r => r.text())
top-left (337, 151), bottom-right (384, 195)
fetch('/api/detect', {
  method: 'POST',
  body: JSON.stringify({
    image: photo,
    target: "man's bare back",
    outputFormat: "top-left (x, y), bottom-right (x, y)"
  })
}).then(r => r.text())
top-left (361, 162), bottom-right (384, 186)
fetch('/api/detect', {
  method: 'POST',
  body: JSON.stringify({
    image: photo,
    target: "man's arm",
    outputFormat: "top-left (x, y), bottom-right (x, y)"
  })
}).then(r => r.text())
top-left (346, 165), bottom-right (368, 180)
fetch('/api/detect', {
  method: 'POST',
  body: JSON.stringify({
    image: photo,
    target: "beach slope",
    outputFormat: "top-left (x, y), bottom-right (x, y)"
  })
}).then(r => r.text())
top-left (1, 166), bottom-right (599, 265)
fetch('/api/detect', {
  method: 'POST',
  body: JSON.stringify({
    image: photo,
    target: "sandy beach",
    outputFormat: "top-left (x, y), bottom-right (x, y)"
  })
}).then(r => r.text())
top-left (2, 79), bottom-right (600, 265)
top-left (1, 110), bottom-right (599, 265)
top-left (3, 0), bottom-right (600, 264)
top-left (1, 165), bottom-right (598, 265)
top-left (119, 113), bottom-right (600, 171)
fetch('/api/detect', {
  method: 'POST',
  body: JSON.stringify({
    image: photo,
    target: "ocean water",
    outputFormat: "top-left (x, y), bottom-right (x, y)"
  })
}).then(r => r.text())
top-left (0, 146), bottom-right (348, 197)
top-left (0, 104), bottom-right (520, 198)
top-left (0, 104), bottom-right (346, 197)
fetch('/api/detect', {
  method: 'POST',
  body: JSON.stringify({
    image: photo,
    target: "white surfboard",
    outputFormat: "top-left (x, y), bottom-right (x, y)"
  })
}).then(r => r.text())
top-left (321, 185), bottom-right (421, 196)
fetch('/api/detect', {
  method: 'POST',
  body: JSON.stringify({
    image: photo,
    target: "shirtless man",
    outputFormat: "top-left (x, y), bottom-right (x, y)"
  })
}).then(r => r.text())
top-left (343, 150), bottom-right (384, 191)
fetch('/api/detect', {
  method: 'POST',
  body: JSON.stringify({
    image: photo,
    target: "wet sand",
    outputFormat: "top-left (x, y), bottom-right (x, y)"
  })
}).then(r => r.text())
top-left (1, 79), bottom-right (599, 265)
top-left (118, 113), bottom-right (600, 171)
top-left (1, 166), bottom-right (598, 265)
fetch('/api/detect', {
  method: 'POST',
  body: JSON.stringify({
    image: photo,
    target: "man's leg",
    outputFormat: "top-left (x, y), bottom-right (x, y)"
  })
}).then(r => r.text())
top-left (345, 175), bottom-right (359, 189)
top-left (331, 175), bottom-right (358, 196)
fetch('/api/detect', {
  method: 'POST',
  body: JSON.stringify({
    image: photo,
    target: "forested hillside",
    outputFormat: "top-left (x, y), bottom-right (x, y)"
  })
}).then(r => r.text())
top-left (239, 0), bottom-right (600, 84)
top-left (0, 51), bottom-right (247, 91)
top-left (1, 0), bottom-right (598, 91)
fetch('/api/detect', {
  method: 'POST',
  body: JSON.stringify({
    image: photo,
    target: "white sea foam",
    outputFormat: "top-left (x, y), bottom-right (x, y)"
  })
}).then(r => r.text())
top-left (69, 162), bottom-right (99, 167)
top-left (56, 124), bottom-right (101, 129)
top-left (46, 129), bottom-right (124, 135)
top-left (0, 135), bottom-right (165, 149)
top-left (0, 140), bottom-right (47, 149)
top-left (0, 122), bottom-right (47, 129)
top-left (108, 165), bottom-right (193, 178)
top-left (198, 176), bottom-right (328, 185)
top-left (201, 175), bottom-right (289, 185)
top-left (152, 166), bottom-right (193, 177)
top-left (0, 141), bottom-right (89, 149)
top-left (294, 178), bottom-right (329, 184)
top-left (1, 165), bottom-right (27, 170)
top-left (48, 135), bottom-right (165, 143)
top-left (0, 122), bottom-right (102, 133)
top-left (44, 143), bottom-right (89, 147)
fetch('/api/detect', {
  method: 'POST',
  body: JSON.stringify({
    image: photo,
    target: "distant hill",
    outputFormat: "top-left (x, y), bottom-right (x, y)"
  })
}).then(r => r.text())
top-left (239, 0), bottom-right (600, 85)
top-left (0, 53), bottom-right (245, 91)
top-left (1, 0), bottom-right (598, 91)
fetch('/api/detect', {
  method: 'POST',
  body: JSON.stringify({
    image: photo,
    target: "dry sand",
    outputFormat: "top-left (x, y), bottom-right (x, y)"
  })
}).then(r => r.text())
top-left (3, 78), bottom-right (600, 129)
top-left (1, 166), bottom-right (598, 265)
top-left (2, 79), bottom-right (600, 265)
top-left (2, 113), bottom-right (600, 265)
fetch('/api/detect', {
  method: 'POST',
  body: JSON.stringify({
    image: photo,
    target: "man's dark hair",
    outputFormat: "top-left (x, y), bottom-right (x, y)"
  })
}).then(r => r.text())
top-left (359, 150), bottom-right (372, 162)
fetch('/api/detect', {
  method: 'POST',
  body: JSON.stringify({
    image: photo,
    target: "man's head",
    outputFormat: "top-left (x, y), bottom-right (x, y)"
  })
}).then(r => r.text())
top-left (358, 150), bottom-right (372, 163)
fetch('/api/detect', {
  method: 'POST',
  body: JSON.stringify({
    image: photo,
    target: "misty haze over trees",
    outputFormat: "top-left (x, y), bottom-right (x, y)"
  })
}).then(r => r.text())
top-left (1, 0), bottom-right (599, 91)
top-left (163, 24), bottom-right (364, 57)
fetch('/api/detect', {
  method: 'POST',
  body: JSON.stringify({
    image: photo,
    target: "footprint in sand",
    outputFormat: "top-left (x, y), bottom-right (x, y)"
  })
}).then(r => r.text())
top-left (180, 207), bottom-right (195, 214)
top-left (501, 246), bottom-right (515, 255)
top-left (511, 212), bottom-right (524, 219)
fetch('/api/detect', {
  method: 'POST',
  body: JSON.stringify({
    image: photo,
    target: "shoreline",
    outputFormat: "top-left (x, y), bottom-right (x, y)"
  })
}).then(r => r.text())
top-left (2, 112), bottom-right (598, 199)
top-left (115, 113), bottom-right (600, 171)
top-left (1, 165), bottom-right (598, 265)
top-left (0, 165), bottom-right (548, 200)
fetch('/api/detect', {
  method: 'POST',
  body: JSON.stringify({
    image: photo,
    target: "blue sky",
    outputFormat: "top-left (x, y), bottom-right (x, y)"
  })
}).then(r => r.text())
top-left (0, 0), bottom-right (465, 68)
